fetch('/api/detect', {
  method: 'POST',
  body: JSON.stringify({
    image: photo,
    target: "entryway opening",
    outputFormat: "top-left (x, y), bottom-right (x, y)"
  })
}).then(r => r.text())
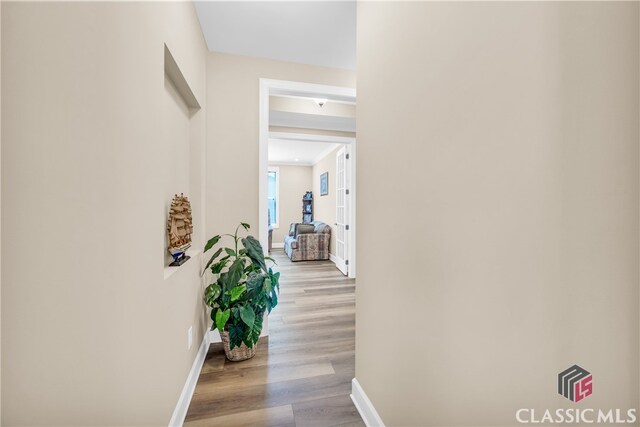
top-left (185, 79), bottom-right (359, 426)
top-left (259, 79), bottom-right (356, 278)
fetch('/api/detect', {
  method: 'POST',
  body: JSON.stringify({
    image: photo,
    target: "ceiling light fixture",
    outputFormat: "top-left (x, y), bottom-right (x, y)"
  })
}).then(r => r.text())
top-left (313, 98), bottom-right (328, 108)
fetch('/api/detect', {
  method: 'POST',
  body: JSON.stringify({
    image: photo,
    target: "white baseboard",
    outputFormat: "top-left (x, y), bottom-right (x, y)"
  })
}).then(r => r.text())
top-left (329, 253), bottom-right (338, 264)
top-left (208, 328), bottom-right (221, 343)
top-left (168, 332), bottom-right (210, 427)
top-left (351, 378), bottom-right (385, 427)
top-left (272, 243), bottom-right (284, 249)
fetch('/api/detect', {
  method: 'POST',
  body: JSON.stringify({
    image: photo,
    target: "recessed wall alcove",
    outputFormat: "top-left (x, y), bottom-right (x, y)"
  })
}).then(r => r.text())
top-left (163, 43), bottom-right (204, 279)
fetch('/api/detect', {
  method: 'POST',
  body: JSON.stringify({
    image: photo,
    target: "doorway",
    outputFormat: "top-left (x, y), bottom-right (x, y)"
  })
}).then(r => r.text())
top-left (259, 79), bottom-right (356, 278)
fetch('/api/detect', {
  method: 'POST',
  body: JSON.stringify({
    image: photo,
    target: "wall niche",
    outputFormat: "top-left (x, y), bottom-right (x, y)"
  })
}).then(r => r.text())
top-left (163, 44), bottom-right (204, 278)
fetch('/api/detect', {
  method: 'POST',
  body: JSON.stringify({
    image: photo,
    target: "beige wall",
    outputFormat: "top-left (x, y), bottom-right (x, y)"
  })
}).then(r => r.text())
top-left (357, 2), bottom-right (639, 426)
top-left (312, 145), bottom-right (342, 256)
top-left (269, 164), bottom-right (312, 244)
top-left (205, 52), bottom-right (355, 240)
top-left (2, 2), bottom-right (208, 425)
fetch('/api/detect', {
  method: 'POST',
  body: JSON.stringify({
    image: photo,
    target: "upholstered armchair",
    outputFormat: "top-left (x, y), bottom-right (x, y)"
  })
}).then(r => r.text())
top-left (284, 221), bottom-right (331, 261)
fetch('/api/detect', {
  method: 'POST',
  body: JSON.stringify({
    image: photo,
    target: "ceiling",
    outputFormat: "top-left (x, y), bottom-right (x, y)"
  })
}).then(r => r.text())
top-left (269, 139), bottom-right (339, 165)
top-left (193, 1), bottom-right (357, 70)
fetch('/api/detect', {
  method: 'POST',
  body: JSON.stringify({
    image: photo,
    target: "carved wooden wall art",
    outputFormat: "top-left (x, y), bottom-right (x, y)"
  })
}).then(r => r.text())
top-left (167, 193), bottom-right (193, 266)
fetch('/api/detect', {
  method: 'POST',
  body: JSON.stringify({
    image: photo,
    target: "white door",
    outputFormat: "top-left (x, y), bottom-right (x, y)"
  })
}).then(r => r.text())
top-left (334, 146), bottom-right (348, 275)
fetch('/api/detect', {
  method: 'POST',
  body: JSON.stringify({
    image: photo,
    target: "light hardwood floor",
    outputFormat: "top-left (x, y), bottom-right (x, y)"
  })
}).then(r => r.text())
top-left (184, 250), bottom-right (363, 427)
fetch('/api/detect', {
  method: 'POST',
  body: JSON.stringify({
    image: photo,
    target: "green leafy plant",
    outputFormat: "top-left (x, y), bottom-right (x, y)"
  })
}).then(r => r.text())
top-left (203, 223), bottom-right (280, 350)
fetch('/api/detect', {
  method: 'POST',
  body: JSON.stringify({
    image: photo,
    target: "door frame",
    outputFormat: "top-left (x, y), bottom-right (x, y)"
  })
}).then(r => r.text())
top-left (259, 78), bottom-right (357, 278)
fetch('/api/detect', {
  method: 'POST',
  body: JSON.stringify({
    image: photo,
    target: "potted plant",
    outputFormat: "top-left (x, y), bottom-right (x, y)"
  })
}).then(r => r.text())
top-left (202, 223), bottom-right (280, 361)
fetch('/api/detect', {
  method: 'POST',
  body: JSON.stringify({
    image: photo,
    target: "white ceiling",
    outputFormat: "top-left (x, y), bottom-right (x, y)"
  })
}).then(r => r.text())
top-left (269, 139), bottom-right (339, 165)
top-left (193, 1), bottom-right (357, 70)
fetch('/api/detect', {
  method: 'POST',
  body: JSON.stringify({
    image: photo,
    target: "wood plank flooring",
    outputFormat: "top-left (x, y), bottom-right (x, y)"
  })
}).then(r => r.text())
top-left (184, 250), bottom-right (363, 427)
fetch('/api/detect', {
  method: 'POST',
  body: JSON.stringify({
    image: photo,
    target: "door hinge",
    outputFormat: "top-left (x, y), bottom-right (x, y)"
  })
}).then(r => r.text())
top-left (346, 153), bottom-right (350, 160)
top-left (345, 225), bottom-right (350, 230)
top-left (346, 189), bottom-right (350, 195)
top-left (345, 260), bottom-right (349, 265)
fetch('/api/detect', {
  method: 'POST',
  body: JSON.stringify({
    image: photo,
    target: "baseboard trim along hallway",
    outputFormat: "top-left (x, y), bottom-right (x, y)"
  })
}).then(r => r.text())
top-left (329, 253), bottom-right (339, 265)
top-left (208, 328), bottom-right (221, 344)
top-left (351, 378), bottom-right (385, 427)
top-left (169, 332), bottom-right (211, 427)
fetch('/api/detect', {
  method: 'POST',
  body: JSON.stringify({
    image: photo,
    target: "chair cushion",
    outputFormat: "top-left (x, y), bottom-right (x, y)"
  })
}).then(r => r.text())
top-left (295, 223), bottom-right (315, 238)
top-left (288, 223), bottom-right (296, 236)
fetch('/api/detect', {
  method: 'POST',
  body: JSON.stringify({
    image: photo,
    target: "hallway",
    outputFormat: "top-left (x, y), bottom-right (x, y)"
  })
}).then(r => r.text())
top-left (184, 250), bottom-right (362, 426)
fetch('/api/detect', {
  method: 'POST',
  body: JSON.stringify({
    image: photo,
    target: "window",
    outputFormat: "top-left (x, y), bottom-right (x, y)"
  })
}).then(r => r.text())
top-left (268, 167), bottom-right (279, 228)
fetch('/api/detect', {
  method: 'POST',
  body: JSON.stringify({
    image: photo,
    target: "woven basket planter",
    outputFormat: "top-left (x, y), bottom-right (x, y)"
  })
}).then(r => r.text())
top-left (220, 330), bottom-right (257, 362)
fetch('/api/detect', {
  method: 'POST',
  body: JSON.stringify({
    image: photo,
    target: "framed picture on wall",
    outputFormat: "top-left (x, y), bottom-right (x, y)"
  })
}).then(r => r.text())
top-left (320, 172), bottom-right (328, 196)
